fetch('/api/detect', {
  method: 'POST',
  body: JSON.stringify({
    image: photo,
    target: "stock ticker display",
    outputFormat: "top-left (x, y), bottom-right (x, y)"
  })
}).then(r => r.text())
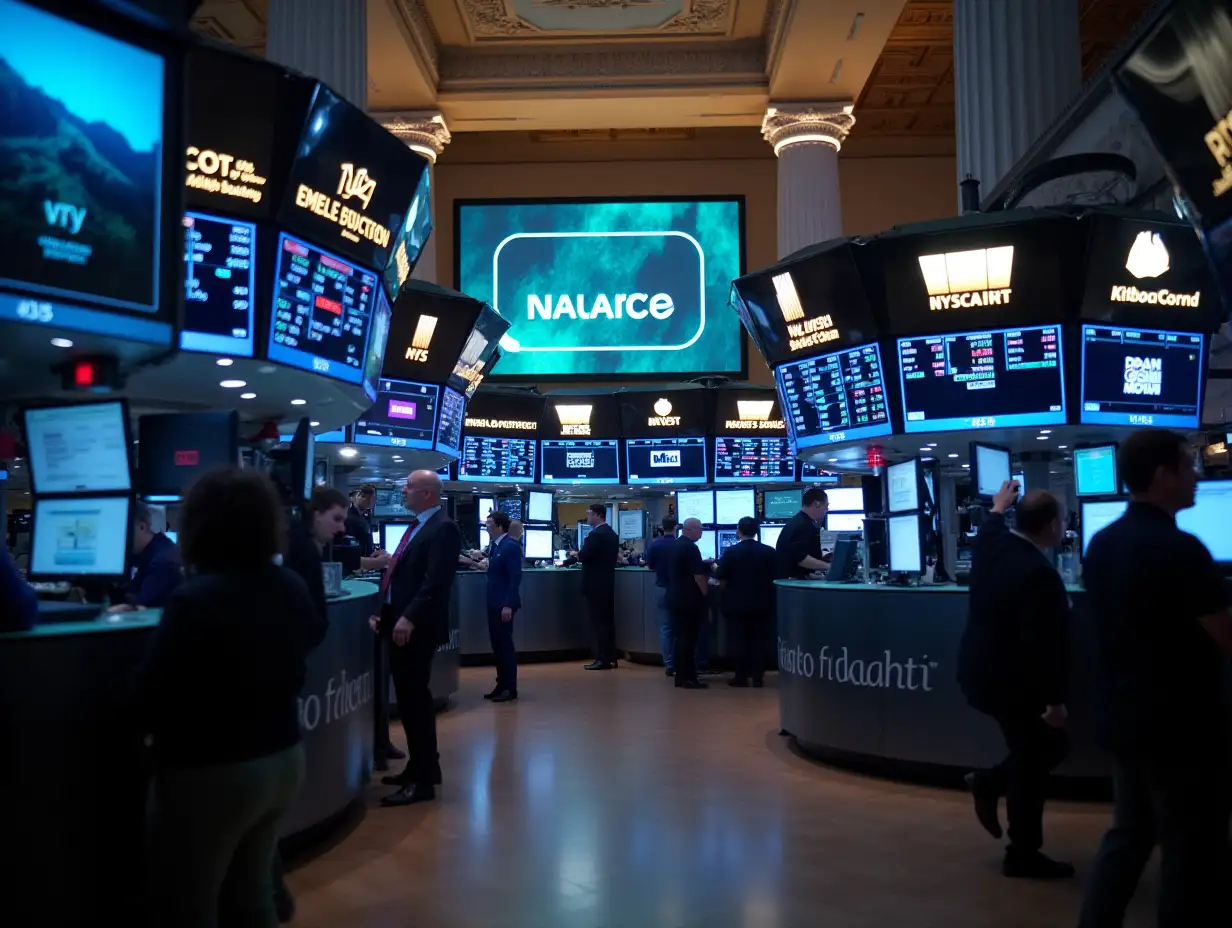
top-left (897, 324), bottom-right (1066, 433)
top-left (182, 212), bottom-right (255, 356)
top-left (460, 435), bottom-right (537, 483)
top-left (435, 386), bottom-right (466, 456)
top-left (775, 343), bottom-right (892, 449)
top-left (1080, 324), bottom-right (1204, 429)
top-left (713, 436), bottom-right (795, 483)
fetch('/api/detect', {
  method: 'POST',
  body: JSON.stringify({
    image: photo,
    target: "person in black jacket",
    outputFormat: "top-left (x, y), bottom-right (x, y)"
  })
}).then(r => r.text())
top-left (576, 503), bottom-right (620, 671)
top-left (135, 468), bottom-right (319, 926)
top-left (716, 517), bottom-right (777, 687)
top-left (369, 470), bottom-right (461, 807)
top-left (957, 481), bottom-right (1072, 880)
top-left (667, 518), bottom-right (711, 689)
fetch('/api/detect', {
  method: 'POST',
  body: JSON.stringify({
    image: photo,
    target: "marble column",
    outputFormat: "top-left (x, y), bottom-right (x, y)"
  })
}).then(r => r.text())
top-left (954, 0), bottom-right (1081, 201)
top-left (761, 103), bottom-right (855, 259)
top-left (382, 113), bottom-right (453, 284)
top-left (266, 0), bottom-right (367, 109)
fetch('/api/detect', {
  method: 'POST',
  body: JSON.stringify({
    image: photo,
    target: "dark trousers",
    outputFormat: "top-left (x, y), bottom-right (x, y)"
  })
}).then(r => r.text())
top-left (487, 608), bottom-right (517, 693)
top-left (389, 631), bottom-right (440, 785)
top-left (588, 593), bottom-right (616, 663)
top-left (672, 605), bottom-right (704, 682)
top-left (730, 610), bottom-right (768, 682)
top-left (373, 635), bottom-right (395, 757)
top-left (984, 710), bottom-right (1068, 853)
top-left (1078, 750), bottom-right (1230, 928)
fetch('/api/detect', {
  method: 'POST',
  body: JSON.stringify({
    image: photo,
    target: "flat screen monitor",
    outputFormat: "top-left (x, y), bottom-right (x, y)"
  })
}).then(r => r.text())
top-left (1012, 472), bottom-right (1025, 496)
top-left (527, 490), bottom-right (553, 523)
top-left (763, 489), bottom-right (801, 520)
top-left (775, 342), bottom-right (893, 449)
top-left (971, 443), bottom-right (1012, 498)
top-left (382, 522), bottom-right (409, 553)
top-left (498, 497), bottom-right (523, 521)
top-left (897, 324), bottom-right (1065, 432)
top-left (713, 436), bottom-right (795, 483)
top-left (362, 292), bottom-right (392, 401)
top-left (697, 530), bottom-right (717, 562)
top-left (1081, 500), bottom-right (1128, 556)
top-left (181, 212), bottom-right (256, 356)
top-left (676, 490), bottom-right (714, 525)
top-left (827, 511), bottom-right (866, 533)
top-left (478, 528), bottom-right (491, 551)
top-left (541, 439), bottom-right (621, 485)
top-left (888, 514), bottom-right (923, 573)
top-left (30, 495), bottom-right (131, 579)
top-left (371, 529), bottom-right (380, 546)
top-left (24, 401), bottom-right (131, 495)
top-left (1177, 480), bottom-right (1232, 563)
top-left (434, 386), bottom-right (466, 458)
top-left (717, 529), bottom-right (739, 554)
top-left (886, 459), bottom-right (919, 513)
top-left (626, 437), bottom-right (707, 484)
top-left (715, 488), bottom-right (755, 525)
top-left (825, 488), bottom-right (864, 512)
top-left (523, 527), bottom-right (552, 560)
top-left (760, 523), bottom-right (784, 547)
top-left (1079, 325), bottom-right (1205, 429)
top-left (456, 197), bottom-right (744, 379)
top-left (478, 497), bottom-right (497, 520)
top-left (576, 522), bottom-right (592, 547)
top-left (353, 379), bottom-right (440, 450)
top-left (383, 168), bottom-right (433, 304)
top-left (799, 463), bottom-right (840, 482)
top-left (459, 436), bottom-right (537, 483)
top-left (268, 231), bottom-right (379, 385)
top-left (290, 418), bottom-right (314, 503)
top-left (0, 0), bottom-right (166, 320)
top-left (135, 411), bottom-right (239, 500)
top-left (1074, 444), bottom-right (1119, 497)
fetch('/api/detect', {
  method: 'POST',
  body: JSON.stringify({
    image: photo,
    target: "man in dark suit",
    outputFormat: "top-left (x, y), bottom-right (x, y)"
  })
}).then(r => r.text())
top-left (716, 516), bottom-right (777, 688)
top-left (368, 470), bottom-right (461, 807)
top-left (106, 503), bottom-right (182, 614)
top-left (483, 509), bottom-right (522, 702)
top-left (667, 518), bottom-right (711, 689)
top-left (576, 503), bottom-right (619, 670)
top-left (957, 481), bottom-right (1072, 879)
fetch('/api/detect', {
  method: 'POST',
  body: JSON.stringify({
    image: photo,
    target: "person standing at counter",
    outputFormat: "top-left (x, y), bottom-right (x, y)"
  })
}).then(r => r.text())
top-left (1078, 430), bottom-right (1232, 928)
top-left (578, 503), bottom-right (619, 671)
top-left (347, 485), bottom-right (393, 573)
top-left (283, 485), bottom-right (351, 627)
top-left (645, 517), bottom-right (678, 676)
top-left (958, 481), bottom-right (1072, 880)
top-left (774, 488), bottom-right (829, 579)
top-left (106, 503), bottom-right (182, 614)
top-left (668, 518), bottom-right (710, 690)
top-left (0, 540), bottom-right (37, 631)
top-left (483, 510), bottom-right (522, 703)
top-left (716, 517), bottom-right (776, 688)
top-left (372, 470), bottom-right (461, 807)
top-left (135, 468), bottom-right (315, 926)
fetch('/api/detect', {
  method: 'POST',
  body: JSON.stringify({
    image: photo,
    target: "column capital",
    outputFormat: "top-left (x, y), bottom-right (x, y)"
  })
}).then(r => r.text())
top-left (761, 102), bottom-right (855, 156)
top-left (378, 111), bottom-right (452, 163)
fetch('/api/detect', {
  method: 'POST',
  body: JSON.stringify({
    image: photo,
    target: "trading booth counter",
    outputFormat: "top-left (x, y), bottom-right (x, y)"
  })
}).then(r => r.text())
top-left (0, 580), bottom-right (381, 924)
top-left (774, 580), bottom-right (1111, 784)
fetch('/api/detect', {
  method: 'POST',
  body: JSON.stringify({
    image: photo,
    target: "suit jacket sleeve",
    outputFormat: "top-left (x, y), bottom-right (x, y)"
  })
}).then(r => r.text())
top-left (132, 554), bottom-right (183, 609)
top-left (505, 542), bottom-right (522, 611)
top-left (401, 520), bottom-right (462, 629)
top-left (1020, 565), bottom-right (1070, 706)
top-left (578, 528), bottom-right (599, 564)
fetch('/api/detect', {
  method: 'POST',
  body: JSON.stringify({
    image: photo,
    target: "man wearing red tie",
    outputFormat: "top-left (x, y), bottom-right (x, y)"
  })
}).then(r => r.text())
top-left (368, 470), bottom-right (461, 806)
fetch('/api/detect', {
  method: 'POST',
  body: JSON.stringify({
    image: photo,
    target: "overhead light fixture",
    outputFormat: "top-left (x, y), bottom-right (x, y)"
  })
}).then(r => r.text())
top-left (240, 392), bottom-right (257, 400)
top-left (1039, 429), bottom-right (1051, 434)
top-left (219, 379), bottom-right (246, 388)
top-left (927, 443), bottom-right (938, 448)
top-left (1036, 435), bottom-right (1048, 440)
top-left (828, 458), bottom-right (837, 463)
top-left (919, 447), bottom-right (930, 452)
top-left (947, 453), bottom-right (959, 459)
top-left (962, 464), bottom-right (970, 469)
top-left (310, 421), bottom-right (320, 427)
top-left (290, 398), bottom-right (307, 406)
top-left (339, 447), bottom-right (358, 459)
top-left (50, 337), bottom-right (73, 348)
top-left (1057, 444), bottom-right (1068, 449)
top-left (216, 358), bottom-right (234, 367)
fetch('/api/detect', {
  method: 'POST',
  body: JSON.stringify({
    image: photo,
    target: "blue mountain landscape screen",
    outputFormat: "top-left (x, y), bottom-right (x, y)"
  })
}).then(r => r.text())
top-left (0, 0), bottom-right (165, 312)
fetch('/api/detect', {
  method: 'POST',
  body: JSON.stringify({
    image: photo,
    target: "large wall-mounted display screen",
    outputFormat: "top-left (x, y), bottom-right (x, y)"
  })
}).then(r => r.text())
top-left (182, 212), bottom-right (256, 356)
top-left (713, 436), bottom-right (795, 483)
top-left (1080, 324), bottom-right (1204, 429)
top-left (0, 0), bottom-right (165, 316)
top-left (540, 439), bottom-right (621, 484)
top-left (897, 324), bottom-right (1066, 433)
top-left (775, 343), bottom-right (892, 449)
top-left (268, 232), bottom-right (378, 385)
top-left (456, 198), bottom-right (744, 378)
top-left (353, 379), bottom-right (440, 450)
top-left (460, 435), bottom-right (537, 483)
top-left (626, 436), bottom-right (707, 485)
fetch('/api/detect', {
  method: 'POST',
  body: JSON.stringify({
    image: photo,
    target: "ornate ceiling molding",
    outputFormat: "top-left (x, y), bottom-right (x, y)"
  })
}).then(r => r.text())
top-left (458, 0), bottom-right (732, 40)
top-left (378, 111), bottom-right (453, 161)
top-left (392, 0), bottom-right (441, 77)
top-left (761, 102), bottom-right (856, 155)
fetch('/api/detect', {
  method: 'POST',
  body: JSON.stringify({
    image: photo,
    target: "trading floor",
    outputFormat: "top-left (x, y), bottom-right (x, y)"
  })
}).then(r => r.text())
top-left (286, 665), bottom-right (1158, 928)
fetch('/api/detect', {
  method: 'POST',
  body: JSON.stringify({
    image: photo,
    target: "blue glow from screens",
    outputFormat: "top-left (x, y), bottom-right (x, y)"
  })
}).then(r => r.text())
top-left (1177, 481), bottom-right (1232, 562)
top-left (0, 292), bottom-right (172, 344)
top-left (181, 212), bottom-right (256, 357)
top-left (775, 343), bottom-right (893, 449)
top-left (1079, 325), bottom-right (1204, 429)
top-left (1074, 445), bottom-right (1118, 497)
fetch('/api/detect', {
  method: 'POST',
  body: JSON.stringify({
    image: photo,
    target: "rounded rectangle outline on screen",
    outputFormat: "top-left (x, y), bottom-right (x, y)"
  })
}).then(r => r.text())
top-left (492, 231), bottom-right (706, 353)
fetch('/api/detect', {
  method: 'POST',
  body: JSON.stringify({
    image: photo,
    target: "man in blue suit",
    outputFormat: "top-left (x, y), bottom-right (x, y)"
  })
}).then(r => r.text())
top-left (484, 510), bottom-right (522, 703)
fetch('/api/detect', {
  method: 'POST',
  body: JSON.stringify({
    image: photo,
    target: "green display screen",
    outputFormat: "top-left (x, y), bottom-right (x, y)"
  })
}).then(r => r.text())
top-left (456, 198), bottom-right (745, 378)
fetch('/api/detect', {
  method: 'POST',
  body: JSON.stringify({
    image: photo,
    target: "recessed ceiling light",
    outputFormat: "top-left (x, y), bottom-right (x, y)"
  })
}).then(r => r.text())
top-left (919, 447), bottom-right (930, 452)
top-left (220, 379), bottom-right (246, 388)
top-left (1036, 435), bottom-right (1048, 440)
top-left (1039, 429), bottom-right (1051, 434)
top-left (1057, 444), bottom-right (1068, 449)
top-left (50, 337), bottom-right (73, 348)
top-left (927, 443), bottom-right (938, 448)
top-left (240, 392), bottom-right (257, 400)
top-left (962, 464), bottom-right (970, 469)
top-left (310, 421), bottom-right (320, 427)
top-left (947, 453), bottom-right (959, 458)
top-left (216, 358), bottom-right (234, 367)
top-left (339, 447), bottom-right (358, 458)
top-left (290, 398), bottom-right (307, 406)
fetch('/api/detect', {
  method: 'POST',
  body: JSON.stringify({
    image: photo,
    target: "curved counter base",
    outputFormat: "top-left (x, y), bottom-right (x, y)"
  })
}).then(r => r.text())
top-left (775, 582), bottom-right (1112, 790)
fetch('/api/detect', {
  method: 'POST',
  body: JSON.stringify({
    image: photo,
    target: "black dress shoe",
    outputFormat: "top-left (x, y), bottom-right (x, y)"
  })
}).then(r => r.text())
top-left (380, 783), bottom-right (436, 807)
top-left (584, 660), bottom-right (614, 671)
top-left (382, 770), bottom-right (443, 787)
top-left (383, 744), bottom-right (406, 761)
top-left (728, 678), bottom-right (750, 687)
top-left (483, 687), bottom-right (502, 700)
top-left (1002, 850), bottom-right (1075, 880)
top-left (490, 690), bottom-right (518, 703)
top-left (674, 678), bottom-right (708, 689)
top-left (664, 667), bottom-right (676, 677)
top-left (964, 771), bottom-right (1003, 839)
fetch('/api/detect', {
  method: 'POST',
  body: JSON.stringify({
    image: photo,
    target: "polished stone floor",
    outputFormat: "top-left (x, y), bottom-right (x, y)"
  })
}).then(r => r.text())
top-left (287, 664), bottom-right (1157, 927)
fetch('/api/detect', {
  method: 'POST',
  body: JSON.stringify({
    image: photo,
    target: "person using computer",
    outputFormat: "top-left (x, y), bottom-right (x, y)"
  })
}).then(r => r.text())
top-left (958, 481), bottom-right (1072, 880)
top-left (716, 516), bottom-right (776, 687)
top-left (774, 488), bottom-right (829, 579)
top-left (107, 503), bottom-right (182, 614)
top-left (483, 510), bottom-right (522, 703)
top-left (1, 541), bottom-right (37, 631)
top-left (1078, 429), bottom-right (1232, 928)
